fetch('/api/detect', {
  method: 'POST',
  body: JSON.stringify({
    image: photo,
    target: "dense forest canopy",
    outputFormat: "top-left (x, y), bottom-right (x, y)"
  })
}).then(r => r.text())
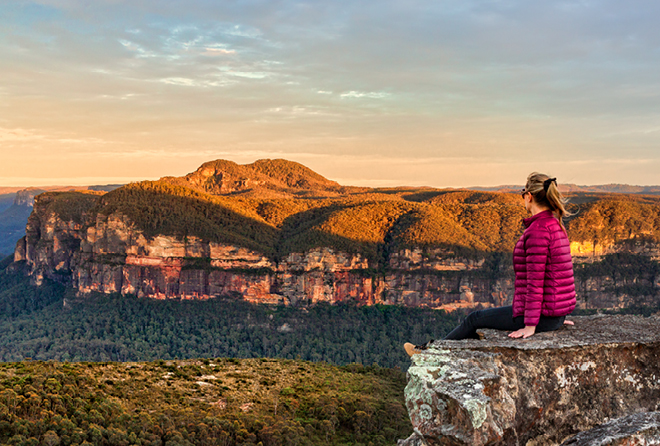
top-left (2, 254), bottom-right (657, 370)
top-left (0, 358), bottom-right (411, 445)
top-left (0, 259), bottom-right (459, 369)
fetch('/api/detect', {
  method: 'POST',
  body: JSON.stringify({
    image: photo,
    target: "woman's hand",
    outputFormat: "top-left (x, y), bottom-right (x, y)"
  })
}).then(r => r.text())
top-left (508, 325), bottom-right (536, 339)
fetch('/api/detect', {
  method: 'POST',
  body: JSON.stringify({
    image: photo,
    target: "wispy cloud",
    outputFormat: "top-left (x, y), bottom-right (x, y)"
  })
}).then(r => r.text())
top-left (0, 127), bottom-right (46, 142)
top-left (227, 71), bottom-right (270, 79)
top-left (203, 47), bottom-right (236, 56)
top-left (118, 39), bottom-right (160, 58)
top-left (159, 77), bottom-right (199, 87)
top-left (0, 176), bottom-right (158, 187)
top-left (340, 91), bottom-right (390, 99)
top-left (263, 105), bottom-right (337, 119)
top-left (0, 127), bottom-right (110, 146)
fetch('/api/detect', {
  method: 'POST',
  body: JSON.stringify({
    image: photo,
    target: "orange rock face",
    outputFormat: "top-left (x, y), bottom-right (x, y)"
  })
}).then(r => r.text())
top-left (16, 202), bottom-right (509, 308)
top-left (15, 196), bottom-right (660, 310)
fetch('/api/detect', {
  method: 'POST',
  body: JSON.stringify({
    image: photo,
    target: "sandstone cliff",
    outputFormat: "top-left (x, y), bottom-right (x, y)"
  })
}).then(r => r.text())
top-left (13, 192), bottom-right (512, 306)
top-left (11, 159), bottom-right (660, 309)
top-left (14, 191), bottom-right (660, 310)
top-left (400, 314), bottom-right (660, 446)
top-left (1, 185), bottom-right (121, 258)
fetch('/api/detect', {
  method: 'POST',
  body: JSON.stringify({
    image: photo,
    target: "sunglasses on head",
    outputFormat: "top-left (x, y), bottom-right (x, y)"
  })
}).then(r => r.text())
top-left (521, 188), bottom-right (528, 198)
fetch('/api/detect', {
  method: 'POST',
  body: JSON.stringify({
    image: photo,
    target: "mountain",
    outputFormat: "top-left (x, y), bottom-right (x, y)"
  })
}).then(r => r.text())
top-left (11, 159), bottom-right (660, 312)
top-left (0, 257), bottom-right (458, 368)
top-left (162, 158), bottom-right (352, 198)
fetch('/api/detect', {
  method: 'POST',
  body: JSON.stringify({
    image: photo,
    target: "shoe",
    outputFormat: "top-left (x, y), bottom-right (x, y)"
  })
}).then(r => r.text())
top-left (404, 339), bottom-right (434, 357)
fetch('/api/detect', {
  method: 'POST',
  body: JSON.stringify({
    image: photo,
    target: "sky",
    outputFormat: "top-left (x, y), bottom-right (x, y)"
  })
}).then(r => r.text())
top-left (1, 0), bottom-right (660, 188)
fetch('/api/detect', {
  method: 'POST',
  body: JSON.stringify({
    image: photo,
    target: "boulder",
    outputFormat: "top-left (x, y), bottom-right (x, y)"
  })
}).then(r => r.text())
top-left (400, 314), bottom-right (660, 446)
top-left (561, 411), bottom-right (660, 445)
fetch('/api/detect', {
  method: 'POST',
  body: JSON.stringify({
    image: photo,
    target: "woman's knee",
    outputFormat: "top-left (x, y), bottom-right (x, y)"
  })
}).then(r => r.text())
top-left (465, 310), bottom-right (483, 326)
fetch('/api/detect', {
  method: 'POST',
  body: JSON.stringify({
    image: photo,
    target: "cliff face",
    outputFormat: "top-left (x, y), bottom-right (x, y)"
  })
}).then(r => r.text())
top-left (13, 190), bottom-right (660, 309)
top-left (571, 239), bottom-right (660, 260)
top-left (400, 314), bottom-right (660, 446)
top-left (1, 185), bottom-right (121, 258)
top-left (10, 158), bottom-right (660, 308)
top-left (13, 196), bottom-right (510, 306)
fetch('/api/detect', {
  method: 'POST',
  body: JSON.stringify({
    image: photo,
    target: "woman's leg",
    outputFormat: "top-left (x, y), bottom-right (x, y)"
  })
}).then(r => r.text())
top-left (536, 315), bottom-right (566, 333)
top-left (444, 306), bottom-right (524, 340)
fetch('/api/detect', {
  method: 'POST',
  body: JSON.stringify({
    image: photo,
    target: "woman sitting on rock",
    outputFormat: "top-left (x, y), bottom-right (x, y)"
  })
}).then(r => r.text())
top-left (406, 173), bottom-right (576, 354)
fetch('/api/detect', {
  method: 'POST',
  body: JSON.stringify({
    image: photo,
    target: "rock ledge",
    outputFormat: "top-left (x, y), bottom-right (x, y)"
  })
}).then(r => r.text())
top-left (400, 314), bottom-right (660, 446)
top-left (561, 411), bottom-right (660, 445)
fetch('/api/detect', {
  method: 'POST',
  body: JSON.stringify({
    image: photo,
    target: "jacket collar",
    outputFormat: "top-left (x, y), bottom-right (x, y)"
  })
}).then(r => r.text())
top-left (523, 210), bottom-right (554, 228)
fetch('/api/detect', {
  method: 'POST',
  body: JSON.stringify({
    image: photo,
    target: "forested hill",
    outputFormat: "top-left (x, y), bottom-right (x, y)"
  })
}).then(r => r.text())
top-left (11, 158), bottom-right (660, 311)
top-left (25, 158), bottom-right (660, 262)
top-left (0, 358), bottom-right (412, 445)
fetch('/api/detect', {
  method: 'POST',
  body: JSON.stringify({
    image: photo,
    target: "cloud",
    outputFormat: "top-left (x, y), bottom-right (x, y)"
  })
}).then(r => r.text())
top-left (340, 91), bottom-right (390, 99)
top-left (0, 127), bottom-right (46, 142)
top-left (227, 71), bottom-right (270, 79)
top-left (262, 105), bottom-right (337, 120)
top-left (203, 47), bottom-right (236, 56)
top-left (118, 38), bottom-right (160, 58)
top-left (159, 77), bottom-right (199, 86)
top-left (0, 127), bottom-right (110, 146)
top-left (0, 176), bottom-right (158, 187)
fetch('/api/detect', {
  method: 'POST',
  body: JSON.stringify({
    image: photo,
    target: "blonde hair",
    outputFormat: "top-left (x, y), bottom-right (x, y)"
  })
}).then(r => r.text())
top-left (525, 172), bottom-right (571, 229)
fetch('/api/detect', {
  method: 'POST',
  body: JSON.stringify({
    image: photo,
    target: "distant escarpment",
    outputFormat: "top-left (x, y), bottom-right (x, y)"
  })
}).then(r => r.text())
top-left (13, 159), bottom-right (660, 310)
top-left (0, 184), bottom-right (121, 258)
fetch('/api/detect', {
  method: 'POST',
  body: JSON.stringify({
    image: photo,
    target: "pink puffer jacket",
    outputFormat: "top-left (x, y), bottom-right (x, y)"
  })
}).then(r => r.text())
top-left (513, 210), bottom-right (576, 326)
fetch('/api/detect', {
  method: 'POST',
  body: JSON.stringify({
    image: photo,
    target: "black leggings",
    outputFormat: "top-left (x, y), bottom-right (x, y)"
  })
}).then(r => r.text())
top-left (444, 305), bottom-right (565, 340)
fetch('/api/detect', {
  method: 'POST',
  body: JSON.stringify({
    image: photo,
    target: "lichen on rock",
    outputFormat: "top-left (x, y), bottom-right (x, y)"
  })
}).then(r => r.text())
top-left (400, 314), bottom-right (660, 446)
top-left (560, 411), bottom-right (660, 446)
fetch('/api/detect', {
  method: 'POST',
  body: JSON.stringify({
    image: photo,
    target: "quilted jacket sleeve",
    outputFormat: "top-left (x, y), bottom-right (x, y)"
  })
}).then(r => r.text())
top-left (524, 226), bottom-right (551, 326)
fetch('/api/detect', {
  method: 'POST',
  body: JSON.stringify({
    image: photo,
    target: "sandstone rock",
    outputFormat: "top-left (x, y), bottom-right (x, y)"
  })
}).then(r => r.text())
top-left (397, 433), bottom-right (426, 446)
top-left (15, 194), bottom-right (660, 309)
top-left (402, 315), bottom-right (660, 446)
top-left (389, 248), bottom-right (487, 271)
top-left (14, 189), bottom-right (39, 207)
top-left (14, 236), bottom-right (26, 262)
top-left (381, 272), bottom-right (513, 310)
top-left (278, 247), bottom-right (369, 272)
top-left (571, 240), bottom-right (660, 263)
top-left (561, 412), bottom-right (660, 446)
top-left (275, 270), bottom-right (378, 305)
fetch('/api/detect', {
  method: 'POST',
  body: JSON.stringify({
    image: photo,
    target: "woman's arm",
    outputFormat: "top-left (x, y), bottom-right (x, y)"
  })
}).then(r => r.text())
top-left (508, 326), bottom-right (536, 339)
top-left (510, 226), bottom-right (550, 340)
top-left (523, 228), bottom-right (551, 327)
top-left (509, 320), bottom-right (573, 339)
